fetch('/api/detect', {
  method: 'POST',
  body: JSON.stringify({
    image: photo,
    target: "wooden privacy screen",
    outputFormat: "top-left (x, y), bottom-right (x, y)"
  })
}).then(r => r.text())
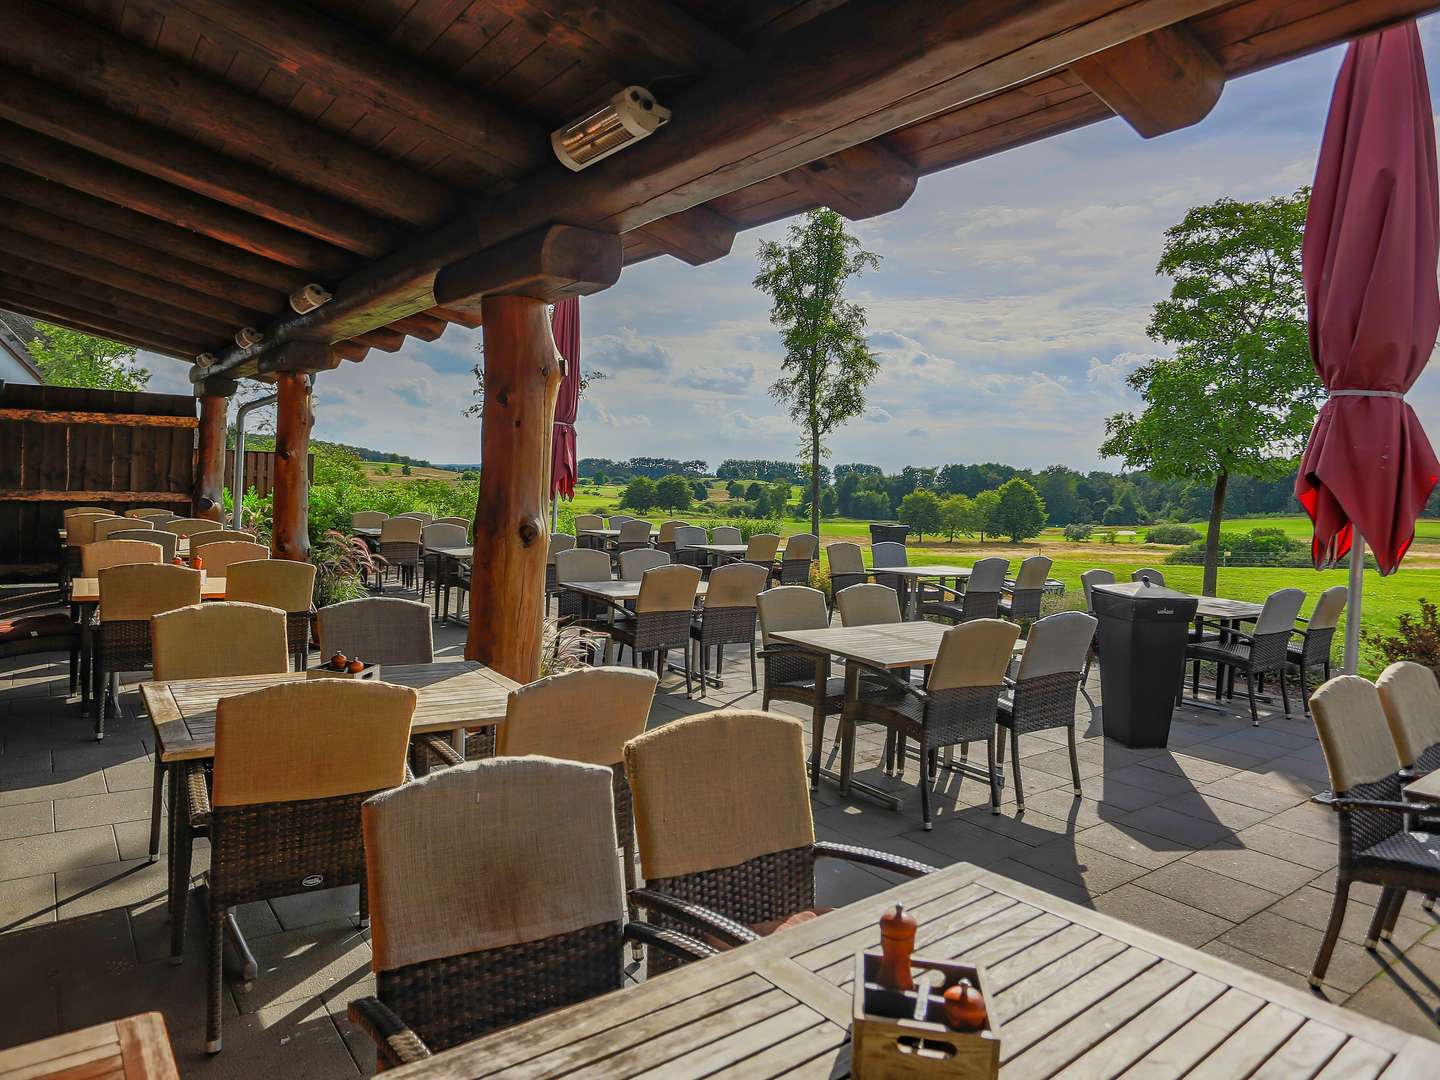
top-left (224, 449), bottom-right (314, 500)
top-left (0, 383), bottom-right (197, 580)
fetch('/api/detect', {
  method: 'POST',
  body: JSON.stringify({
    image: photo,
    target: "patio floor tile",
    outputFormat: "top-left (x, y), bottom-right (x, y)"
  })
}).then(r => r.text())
top-left (1132, 862), bottom-right (1284, 922)
top-left (1092, 882), bottom-right (1233, 948)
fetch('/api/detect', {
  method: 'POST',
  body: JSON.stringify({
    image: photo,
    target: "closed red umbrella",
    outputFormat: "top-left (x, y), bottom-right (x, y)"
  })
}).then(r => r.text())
top-left (1296, 23), bottom-right (1440, 669)
top-left (550, 297), bottom-right (581, 501)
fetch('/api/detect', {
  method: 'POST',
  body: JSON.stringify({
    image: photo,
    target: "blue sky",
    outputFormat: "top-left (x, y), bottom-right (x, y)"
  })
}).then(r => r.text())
top-left (146, 19), bottom-right (1440, 471)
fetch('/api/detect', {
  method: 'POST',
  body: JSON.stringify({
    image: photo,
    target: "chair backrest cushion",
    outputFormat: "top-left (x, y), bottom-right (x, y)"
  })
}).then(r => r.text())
top-left (199, 540), bottom-right (270, 575)
top-left (745, 533), bottom-right (782, 561)
top-left (930, 619), bottom-right (1021, 691)
top-left (82, 539), bottom-right (163, 577)
top-left (1309, 585), bottom-right (1348, 631)
top-left (316, 597), bottom-right (434, 665)
top-left (191, 528), bottom-right (255, 553)
top-left (757, 586), bottom-right (827, 645)
top-left (395, 512), bottom-right (433, 525)
top-left (711, 526), bottom-right (743, 544)
top-left (1131, 567), bottom-right (1165, 586)
top-left (152, 602), bottom-right (289, 681)
top-left (547, 533), bottom-right (576, 562)
top-left (636, 564), bottom-right (701, 614)
top-left (1015, 555), bottom-right (1053, 588)
top-left (69, 514), bottom-right (121, 545)
top-left (226, 558), bottom-right (316, 613)
top-left (351, 512), bottom-right (387, 530)
top-left (434, 517), bottom-right (471, 529)
top-left (363, 757), bottom-right (622, 972)
top-left (618, 520), bottom-right (653, 542)
top-left (93, 517), bottom-right (150, 542)
top-left (1310, 675), bottom-right (1401, 792)
top-left (1376, 661), bottom-right (1440, 768)
top-left (872, 542), bottom-right (907, 569)
top-left (836, 583), bottom-right (901, 627)
top-left (574, 514), bottom-right (603, 532)
top-left (656, 520), bottom-right (688, 542)
top-left (968, 557), bottom-right (1009, 594)
top-left (499, 667), bottom-right (658, 764)
top-left (1256, 587), bottom-right (1307, 635)
top-left (624, 710), bottom-right (813, 880)
top-left (65, 506), bottom-right (111, 519)
top-left (619, 548), bottom-right (669, 581)
top-left (107, 529), bottom-right (177, 562)
top-left (380, 517), bottom-right (424, 543)
top-left (165, 517), bottom-right (220, 538)
top-left (555, 547), bottom-right (613, 583)
top-left (783, 534), bottom-right (818, 561)
top-left (422, 522), bottom-right (468, 550)
top-left (826, 542), bottom-right (864, 576)
top-left (1016, 611), bottom-right (1097, 679)
top-left (212, 680), bottom-right (415, 807)
top-left (98, 563), bottom-right (201, 622)
top-left (1080, 568), bottom-right (1116, 611)
top-left (673, 525), bottom-right (708, 548)
top-left (704, 561), bottom-right (767, 607)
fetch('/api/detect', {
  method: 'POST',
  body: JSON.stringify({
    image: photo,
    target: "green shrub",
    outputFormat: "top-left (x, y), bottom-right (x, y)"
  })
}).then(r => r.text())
top-left (1144, 524), bottom-right (1201, 545)
top-left (1063, 523), bottom-right (1092, 542)
top-left (1365, 598), bottom-right (1440, 672)
top-left (1166, 528), bottom-right (1318, 567)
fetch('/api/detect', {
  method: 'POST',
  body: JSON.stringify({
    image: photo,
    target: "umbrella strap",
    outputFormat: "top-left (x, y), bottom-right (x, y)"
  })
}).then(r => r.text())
top-left (1328, 389), bottom-right (1404, 398)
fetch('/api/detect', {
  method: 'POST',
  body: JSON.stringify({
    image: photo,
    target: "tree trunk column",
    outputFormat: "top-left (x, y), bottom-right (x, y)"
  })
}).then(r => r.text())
top-left (272, 372), bottom-right (314, 562)
top-left (466, 295), bottom-right (563, 683)
top-left (193, 386), bottom-right (231, 522)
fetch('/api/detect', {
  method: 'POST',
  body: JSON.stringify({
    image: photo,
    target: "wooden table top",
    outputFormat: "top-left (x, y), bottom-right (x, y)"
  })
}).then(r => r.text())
top-left (424, 544), bottom-right (472, 558)
top-left (869, 564), bottom-right (973, 578)
top-left (0, 1012), bottom-right (178, 1079)
top-left (772, 621), bottom-right (1022, 670)
top-left (1404, 769), bottom-right (1440, 803)
top-left (690, 543), bottom-right (748, 554)
top-left (354, 526), bottom-right (381, 537)
top-left (1192, 595), bottom-right (1264, 620)
top-left (70, 574), bottom-right (226, 604)
top-left (142, 660), bottom-right (518, 763)
top-left (579, 528), bottom-right (621, 537)
top-left (387, 862), bottom-right (1433, 1079)
top-left (561, 579), bottom-right (710, 603)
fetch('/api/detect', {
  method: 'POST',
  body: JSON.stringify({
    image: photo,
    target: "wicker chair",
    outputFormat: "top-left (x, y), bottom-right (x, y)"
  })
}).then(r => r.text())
top-left (1186, 587), bottom-right (1306, 725)
top-left (1131, 567), bottom-right (1166, 586)
top-left (81, 538), bottom-right (163, 577)
top-left (1079, 568), bottom-right (1116, 677)
top-left (689, 561), bottom-right (766, 693)
top-left (1000, 555), bottom-right (1053, 623)
top-left (554, 547), bottom-right (613, 625)
top-left (125, 507), bottom-right (170, 520)
top-left (616, 519), bottom-right (654, 553)
top-left (351, 511), bottom-right (387, 531)
top-left (378, 516), bottom-right (423, 592)
top-left (107, 528), bottom-right (177, 562)
top-left (671, 525), bottom-right (710, 568)
top-left (757, 586), bottom-right (848, 789)
top-left (0, 613), bottom-right (80, 701)
top-left (433, 516), bottom-right (470, 530)
top-left (1288, 585), bottom-right (1347, 712)
top-left (922, 557), bottom-right (1008, 624)
top-left (420, 522), bottom-right (467, 603)
top-left (63, 514), bottom-right (116, 592)
top-left (870, 541), bottom-right (909, 609)
top-left (346, 757), bottom-right (711, 1068)
top-left (317, 597), bottom-right (434, 665)
top-left (195, 540), bottom-right (268, 577)
top-left (545, 533), bottom-right (576, 613)
top-left (498, 668), bottom-right (659, 913)
top-left (608, 514), bottom-right (633, 528)
top-left (226, 559), bottom-right (317, 671)
top-left (171, 680), bottom-right (416, 1052)
top-left (395, 512), bottom-right (433, 526)
top-left (163, 517), bottom-right (222, 538)
top-left (93, 517), bottom-right (150, 542)
top-left (995, 610), bottom-right (1096, 812)
top-left (608, 564), bottom-right (701, 695)
top-left (825, 542), bottom-right (867, 615)
top-left (65, 505), bottom-right (111, 520)
top-left (773, 533), bottom-right (816, 585)
top-left (625, 710), bottom-right (934, 972)
top-left (742, 532), bottom-right (782, 575)
top-left (836, 582), bottom-right (902, 627)
top-left (92, 563), bottom-right (202, 736)
top-left (1306, 676), bottom-right (1435, 986)
top-left (1377, 661), bottom-right (1440, 903)
top-left (188, 528), bottom-right (256, 557)
top-left (574, 514), bottom-right (605, 549)
top-left (655, 520), bottom-right (689, 556)
top-left (712, 525), bottom-right (743, 545)
top-left (619, 548), bottom-right (669, 581)
top-left (845, 620), bottom-right (1020, 828)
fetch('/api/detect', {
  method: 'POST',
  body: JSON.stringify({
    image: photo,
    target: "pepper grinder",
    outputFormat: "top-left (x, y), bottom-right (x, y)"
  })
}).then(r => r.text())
top-left (876, 903), bottom-right (917, 992)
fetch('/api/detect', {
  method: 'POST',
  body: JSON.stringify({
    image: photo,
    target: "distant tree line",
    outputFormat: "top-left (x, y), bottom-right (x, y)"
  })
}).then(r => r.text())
top-left (579, 457), bottom-right (708, 481)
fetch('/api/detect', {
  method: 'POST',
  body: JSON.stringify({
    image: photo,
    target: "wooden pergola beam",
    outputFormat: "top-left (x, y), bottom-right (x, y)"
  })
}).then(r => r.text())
top-left (0, 0), bottom-right (453, 228)
top-left (1071, 23), bottom-right (1224, 138)
top-left (0, 264), bottom-right (231, 341)
top-left (0, 290), bottom-right (200, 357)
top-left (431, 225), bottom-right (624, 321)
top-left (428, 306), bottom-right (484, 330)
top-left (502, 0), bottom-right (742, 78)
top-left (154, 0), bottom-right (547, 180)
top-left (386, 314), bottom-right (449, 342)
top-left (0, 167), bottom-right (307, 295)
top-left (0, 71), bottom-right (400, 258)
top-left (634, 205), bottom-right (738, 267)
top-left (781, 141), bottom-right (918, 220)
top-left (0, 122), bottom-right (353, 274)
top-left (350, 328), bottom-right (408, 353)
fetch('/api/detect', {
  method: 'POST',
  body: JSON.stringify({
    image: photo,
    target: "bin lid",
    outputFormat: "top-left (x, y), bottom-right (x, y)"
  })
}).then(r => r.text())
top-left (1091, 581), bottom-right (1199, 622)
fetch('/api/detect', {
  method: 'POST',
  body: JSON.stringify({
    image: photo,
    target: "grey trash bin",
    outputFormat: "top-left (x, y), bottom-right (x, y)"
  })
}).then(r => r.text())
top-left (1091, 581), bottom-right (1199, 748)
top-left (869, 523), bottom-right (910, 546)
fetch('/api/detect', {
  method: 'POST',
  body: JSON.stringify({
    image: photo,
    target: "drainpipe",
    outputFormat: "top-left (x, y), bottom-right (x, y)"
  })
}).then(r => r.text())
top-left (232, 393), bottom-right (278, 530)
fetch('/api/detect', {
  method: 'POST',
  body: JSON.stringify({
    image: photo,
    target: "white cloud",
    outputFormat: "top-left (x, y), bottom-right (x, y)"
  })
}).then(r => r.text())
top-left (587, 327), bottom-right (673, 372)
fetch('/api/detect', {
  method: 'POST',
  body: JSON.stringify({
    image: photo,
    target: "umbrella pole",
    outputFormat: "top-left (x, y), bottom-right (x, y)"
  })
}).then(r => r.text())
top-left (1344, 530), bottom-right (1364, 674)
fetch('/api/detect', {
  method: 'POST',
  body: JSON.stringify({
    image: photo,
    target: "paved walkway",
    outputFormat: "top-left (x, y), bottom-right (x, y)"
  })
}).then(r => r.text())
top-left (1, 584), bottom-right (1436, 1075)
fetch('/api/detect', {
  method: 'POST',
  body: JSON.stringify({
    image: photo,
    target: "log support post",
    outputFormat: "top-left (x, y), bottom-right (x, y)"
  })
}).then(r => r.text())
top-left (272, 370), bottom-right (315, 562)
top-left (193, 376), bottom-right (236, 521)
top-left (465, 295), bottom-right (563, 683)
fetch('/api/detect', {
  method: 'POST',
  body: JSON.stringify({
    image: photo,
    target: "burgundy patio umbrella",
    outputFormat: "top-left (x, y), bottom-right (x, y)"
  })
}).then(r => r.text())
top-left (1296, 22), bottom-right (1440, 671)
top-left (550, 297), bottom-right (581, 503)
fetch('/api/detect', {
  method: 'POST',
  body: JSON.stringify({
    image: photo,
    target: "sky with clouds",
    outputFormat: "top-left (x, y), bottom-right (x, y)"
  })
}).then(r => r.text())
top-left (144, 18), bottom-right (1440, 472)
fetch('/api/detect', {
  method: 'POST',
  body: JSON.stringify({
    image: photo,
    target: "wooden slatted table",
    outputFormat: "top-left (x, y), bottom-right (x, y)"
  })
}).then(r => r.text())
top-left (386, 862), bottom-right (1434, 1078)
top-left (867, 563), bottom-right (973, 618)
top-left (561, 578), bottom-right (710, 606)
top-left (0, 1012), bottom-right (178, 1079)
top-left (1403, 769), bottom-right (1440, 803)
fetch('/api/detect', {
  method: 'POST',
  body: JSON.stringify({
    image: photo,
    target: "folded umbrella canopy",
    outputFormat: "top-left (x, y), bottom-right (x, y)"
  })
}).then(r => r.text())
top-left (550, 297), bottom-right (581, 502)
top-left (1296, 23), bottom-right (1440, 670)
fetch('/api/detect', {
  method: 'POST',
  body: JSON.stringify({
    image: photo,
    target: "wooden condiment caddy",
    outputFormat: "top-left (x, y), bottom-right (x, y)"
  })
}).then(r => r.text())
top-left (306, 660), bottom-right (380, 681)
top-left (851, 907), bottom-right (1001, 1080)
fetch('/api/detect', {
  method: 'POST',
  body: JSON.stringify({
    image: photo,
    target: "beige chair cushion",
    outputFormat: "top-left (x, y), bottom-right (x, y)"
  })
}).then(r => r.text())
top-left (151, 602), bottom-right (289, 681)
top-left (190, 529), bottom-right (257, 554)
top-left (124, 508), bottom-right (168, 519)
top-left (107, 529), bottom-right (178, 562)
top-left (380, 517), bottom-right (423, 543)
top-left (226, 558), bottom-right (316, 612)
top-left (636, 564), bottom-right (701, 614)
top-left (625, 710), bottom-right (814, 880)
top-left (837, 583), bottom-right (900, 627)
top-left (363, 757), bottom-right (623, 972)
top-left (871, 542), bottom-right (907, 569)
top-left (827, 542), bottom-right (864, 576)
top-left (351, 512), bottom-right (387, 530)
top-left (316, 597), bottom-right (434, 665)
top-left (1014, 556), bottom-right (1053, 588)
top-left (657, 521), bottom-right (689, 543)
top-left (65, 506), bottom-right (111, 520)
top-left (930, 619), bottom-right (1020, 691)
top-left (704, 561), bottom-right (767, 607)
top-left (1080, 568), bottom-right (1116, 611)
top-left (1131, 567), bottom-right (1166, 586)
top-left (98, 563), bottom-right (201, 622)
top-left (619, 549), bottom-right (669, 581)
top-left (422, 523), bottom-right (467, 550)
top-left (1376, 661), bottom-right (1440, 768)
top-left (619, 520), bottom-right (653, 542)
top-left (968, 557), bottom-right (1009, 594)
top-left (1310, 676), bottom-right (1401, 792)
top-left (757, 586), bottom-right (827, 646)
top-left (165, 517), bottom-right (221, 538)
top-left (745, 533), bottom-right (781, 561)
top-left (395, 512), bottom-right (433, 526)
top-left (1256, 588), bottom-right (1307, 635)
top-left (1309, 585), bottom-right (1348, 631)
top-left (711, 526), bottom-right (743, 545)
top-left (68, 515), bottom-right (122, 546)
top-left (783, 534), bottom-right (818, 561)
top-left (574, 515), bottom-right (604, 532)
top-left (1016, 611), bottom-right (1096, 679)
top-left (673, 526), bottom-right (708, 549)
top-left (555, 548), bottom-right (612, 583)
top-left (198, 541), bottom-right (269, 575)
top-left (212, 680), bottom-right (415, 807)
top-left (93, 517), bottom-right (150, 542)
top-left (547, 533), bottom-right (576, 562)
top-left (82, 539), bottom-right (163, 577)
top-left (499, 667), bottom-right (658, 764)
top-left (433, 517), bottom-right (471, 530)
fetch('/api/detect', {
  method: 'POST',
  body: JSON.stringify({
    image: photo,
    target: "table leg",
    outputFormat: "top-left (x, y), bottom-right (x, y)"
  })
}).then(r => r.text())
top-left (814, 663), bottom-right (903, 810)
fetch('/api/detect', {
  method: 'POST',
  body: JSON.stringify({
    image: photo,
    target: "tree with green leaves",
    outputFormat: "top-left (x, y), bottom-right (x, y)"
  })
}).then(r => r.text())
top-left (972, 490), bottom-right (1001, 543)
top-left (754, 208), bottom-right (881, 539)
top-left (620, 476), bottom-right (657, 512)
top-left (1101, 190), bottom-right (1320, 594)
top-left (940, 494), bottom-right (977, 541)
top-left (992, 478), bottom-right (1047, 542)
top-left (654, 474), bottom-right (692, 511)
top-left (26, 322), bottom-right (149, 391)
top-left (899, 489), bottom-right (942, 541)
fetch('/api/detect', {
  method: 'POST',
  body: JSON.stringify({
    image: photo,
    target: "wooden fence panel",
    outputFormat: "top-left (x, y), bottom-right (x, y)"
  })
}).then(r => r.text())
top-left (224, 449), bottom-right (313, 499)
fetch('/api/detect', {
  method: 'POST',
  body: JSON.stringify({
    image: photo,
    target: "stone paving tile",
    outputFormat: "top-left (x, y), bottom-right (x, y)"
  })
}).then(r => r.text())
top-left (1230, 821), bottom-right (1337, 872)
top-left (1112, 804), bottom-right (1238, 849)
top-left (0, 872), bottom-right (55, 932)
top-left (1132, 861), bottom-right (1284, 923)
top-left (1181, 841), bottom-right (1320, 895)
top-left (1344, 950), bottom-right (1440, 1039)
top-left (0, 799), bottom-right (52, 841)
top-left (1266, 801), bottom-right (1339, 842)
top-left (268, 887), bottom-right (364, 933)
top-left (0, 823), bottom-right (119, 881)
top-left (1092, 883), bottom-right (1233, 949)
top-left (1193, 775), bottom-right (1309, 814)
top-left (103, 759), bottom-right (155, 792)
top-left (54, 857), bottom-right (170, 919)
top-left (1072, 774), bottom-right (1172, 811)
top-left (1072, 821), bottom-right (1191, 870)
top-left (173, 998), bottom-right (363, 1078)
top-left (0, 768), bottom-right (106, 807)
top-left (1268, 886), bottom-right (1432, 951)
top-left (1200, 939), bottom-right (1319, 996)
top-left (1134, 752), bottom-right (1241, 785)
top-left (52, 786), bottom-right (153, 831)
top-left (1218, 911), bottom-right (1396, 994)
top-left (1158, 791), bottom-right (1272, 832)
top-left (1098, 763), bottom-right (1200, 798)
top-left (1008, 840), bottom-right (1150, 895)
top-left (230, 920), bottom-right (372, 1014)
